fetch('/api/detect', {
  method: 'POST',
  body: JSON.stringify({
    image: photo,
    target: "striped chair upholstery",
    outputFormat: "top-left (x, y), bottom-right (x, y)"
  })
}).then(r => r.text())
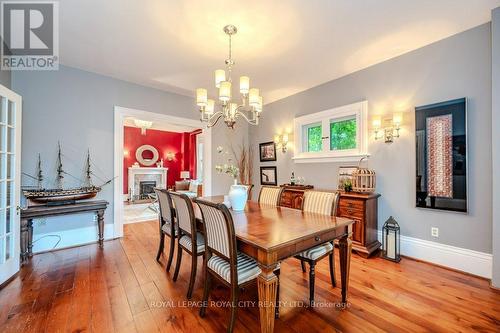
top-left (154, 188), bottom-right (177, 269)
top-left (161, 223), bottom-right (176, 236)
top-left (258, 186), bottom-right (282, 206)
top-left (196, 200), bottom-right (261, 286)
top-left (156, 189), bottom-right (174, 224)
top-left (298, 242), bottom-right (334, 260)
top-left (196, 202), bottom-right (231, 257)
top-left (207, 252), bottom-right (261, 285)
top-left (302, 190), bottom-right (339, 215)
top-left (171, 193), bottom-right (194, 235)
top-left (179, 232), bottom-right (205, 253)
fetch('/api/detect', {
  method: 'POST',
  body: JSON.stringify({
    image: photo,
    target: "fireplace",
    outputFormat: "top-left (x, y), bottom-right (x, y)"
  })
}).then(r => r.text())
top-left (139, 181), bottom-right (156, 200)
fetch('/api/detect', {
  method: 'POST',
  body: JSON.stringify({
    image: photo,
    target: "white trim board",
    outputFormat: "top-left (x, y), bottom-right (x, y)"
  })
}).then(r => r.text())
top-left (378, 231), bottom-right (492, 278)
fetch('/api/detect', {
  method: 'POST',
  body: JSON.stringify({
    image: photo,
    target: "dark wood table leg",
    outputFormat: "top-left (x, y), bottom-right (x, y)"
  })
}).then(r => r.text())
top-left (20, 218), bottom-right (29, 263)
top-left (338, 233), bottom-right (352, 305)
top-left (27, 219), bottom-right (34, 258)
top-left (257, 264), bottom-right (279, 333)
top-left (97, 210), bottom-right (105, 248)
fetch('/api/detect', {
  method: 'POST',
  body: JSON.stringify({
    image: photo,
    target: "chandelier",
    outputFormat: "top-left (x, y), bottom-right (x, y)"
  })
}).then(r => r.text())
top-left (196, 25), bottom-right (262, 128)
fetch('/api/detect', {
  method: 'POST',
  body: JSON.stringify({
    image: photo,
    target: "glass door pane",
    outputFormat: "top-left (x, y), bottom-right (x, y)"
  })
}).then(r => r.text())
top-left (0, 97), bottom-right (6, 124)
top-left (0, 86), bottom-right (21, 285)
top-left (7, 101), bottom-right (15, 126)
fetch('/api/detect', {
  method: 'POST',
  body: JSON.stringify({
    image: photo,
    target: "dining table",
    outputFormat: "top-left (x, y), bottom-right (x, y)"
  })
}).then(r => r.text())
top-left (192, 196), bottom-right (355, 333)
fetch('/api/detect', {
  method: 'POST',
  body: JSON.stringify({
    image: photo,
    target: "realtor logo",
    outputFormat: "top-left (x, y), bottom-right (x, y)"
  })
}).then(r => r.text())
top-left (1, 1), bottom-right (59, 70)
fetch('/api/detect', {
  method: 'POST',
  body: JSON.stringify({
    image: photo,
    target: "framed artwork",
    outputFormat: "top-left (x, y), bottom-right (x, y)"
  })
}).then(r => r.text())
top-left (337, 166), bottom-right (357, 190)
top-left (259, 142), bottom-right (276, 162)
top-left (260, 166), bottom-right (277, 185)
top-left (415, 98), bottom-right (467, 213)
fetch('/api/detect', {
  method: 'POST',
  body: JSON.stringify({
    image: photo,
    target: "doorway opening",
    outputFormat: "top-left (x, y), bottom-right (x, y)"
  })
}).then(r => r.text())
top-left (114, 106), bottom-right (212, 237)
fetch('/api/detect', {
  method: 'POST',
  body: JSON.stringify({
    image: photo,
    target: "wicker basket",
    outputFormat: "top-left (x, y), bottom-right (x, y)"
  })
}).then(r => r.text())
top-left (352, 157), bottom-right (376, 193)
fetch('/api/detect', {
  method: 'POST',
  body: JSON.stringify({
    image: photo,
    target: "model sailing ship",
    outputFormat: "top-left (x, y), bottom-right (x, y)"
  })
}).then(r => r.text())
top-left (22, 143), bottom-right (112, 204)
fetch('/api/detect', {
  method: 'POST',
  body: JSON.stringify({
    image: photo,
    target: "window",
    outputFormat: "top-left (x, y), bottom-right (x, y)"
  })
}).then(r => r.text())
top-left (293, 101), bottom-right (368, 163)
top-left (303, 123), bottom-right (322, 152)
top-left (330, 117), bottom-right (357, 150)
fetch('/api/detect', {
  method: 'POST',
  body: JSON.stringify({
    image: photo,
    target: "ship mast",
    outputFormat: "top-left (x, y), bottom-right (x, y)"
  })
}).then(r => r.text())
top-left (86, 149), bottom-right (93, 187)
top-left (37, 153), bottom-right (43, 189)
top-left (56, 142), bottom-right (64, 189)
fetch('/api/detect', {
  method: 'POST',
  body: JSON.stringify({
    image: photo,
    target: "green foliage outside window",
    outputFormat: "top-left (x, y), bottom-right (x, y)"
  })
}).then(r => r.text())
top-left (307, 125), bottom-right (322, 152)
top-left (330, 118), bottom-right (357, 150)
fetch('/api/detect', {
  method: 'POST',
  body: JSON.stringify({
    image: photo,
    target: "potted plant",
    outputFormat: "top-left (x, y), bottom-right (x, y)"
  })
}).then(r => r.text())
top-left (344, 179), bottom-right (353, 192)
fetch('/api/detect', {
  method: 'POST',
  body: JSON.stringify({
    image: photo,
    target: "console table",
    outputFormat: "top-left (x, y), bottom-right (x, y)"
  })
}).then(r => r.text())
top-left (19, 200), bottom-right (109, 263)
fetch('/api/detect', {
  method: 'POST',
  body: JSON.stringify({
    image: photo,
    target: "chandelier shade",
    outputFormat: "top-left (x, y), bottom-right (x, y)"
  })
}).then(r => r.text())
top-left (196, 25), bottom-right (263, 128)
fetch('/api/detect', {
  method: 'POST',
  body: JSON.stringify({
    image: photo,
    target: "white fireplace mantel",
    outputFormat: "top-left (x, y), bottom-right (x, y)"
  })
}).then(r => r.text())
top-left (128, 167), bottom-right (168, 200)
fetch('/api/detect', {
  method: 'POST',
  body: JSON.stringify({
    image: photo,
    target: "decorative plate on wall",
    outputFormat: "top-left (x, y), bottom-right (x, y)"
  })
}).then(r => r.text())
top-left (135, 144), bottom-right (159, 166)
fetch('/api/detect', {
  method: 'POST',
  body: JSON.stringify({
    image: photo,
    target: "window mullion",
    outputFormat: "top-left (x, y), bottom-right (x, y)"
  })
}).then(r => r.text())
top-left (322, 119), bottom-right (329, 152)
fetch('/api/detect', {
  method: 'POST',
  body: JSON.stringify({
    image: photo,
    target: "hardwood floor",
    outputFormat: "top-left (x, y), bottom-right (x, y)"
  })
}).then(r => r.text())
top-left (1, 220), bottom-right (499, 333)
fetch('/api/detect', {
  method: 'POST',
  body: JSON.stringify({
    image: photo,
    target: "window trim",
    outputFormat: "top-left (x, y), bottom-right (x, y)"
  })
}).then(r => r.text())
top-left (293, 101), bottom-right (369, 163)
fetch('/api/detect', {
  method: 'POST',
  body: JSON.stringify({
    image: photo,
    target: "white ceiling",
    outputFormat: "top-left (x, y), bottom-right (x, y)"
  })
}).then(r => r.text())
top-left (60, 0), bottom-right (500, 104)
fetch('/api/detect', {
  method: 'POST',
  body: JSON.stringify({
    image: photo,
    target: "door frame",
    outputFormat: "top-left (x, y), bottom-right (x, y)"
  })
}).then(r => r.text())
top-left (0, 84), bottom-right (22, 285)
top-left (113, 106), bottom-right (212, 238)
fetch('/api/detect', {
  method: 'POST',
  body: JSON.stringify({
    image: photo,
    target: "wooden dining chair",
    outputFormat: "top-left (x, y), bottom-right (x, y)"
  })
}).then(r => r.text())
top-left (258, 185), bottom-right (284, 206)
top-left (295, 190), bottom-right (340, 306)
top-left (170, 192), bottom-right (206, 299)
top-left (154, 188), bottom-right (177, 272)
top-left (195, 198), bottom-right (265, 333)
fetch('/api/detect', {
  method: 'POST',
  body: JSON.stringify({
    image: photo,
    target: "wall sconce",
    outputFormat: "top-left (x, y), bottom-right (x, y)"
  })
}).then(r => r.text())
top-left (274, 133), bottom-right (290, 153)
top-left (373, 112), bottom-right (402, 143)
top-left (124, 149), bottom-right (129, 157)
top-left (166, 152), bottom-right (175, 161)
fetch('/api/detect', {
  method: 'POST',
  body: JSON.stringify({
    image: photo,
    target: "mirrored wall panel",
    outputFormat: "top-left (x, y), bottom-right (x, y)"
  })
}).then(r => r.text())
top-left (415, 98), bottom-right (467, 212)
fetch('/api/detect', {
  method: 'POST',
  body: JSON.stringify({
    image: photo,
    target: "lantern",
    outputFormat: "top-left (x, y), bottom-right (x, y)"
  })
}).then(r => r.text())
top-left (382, 216), bottom-right (401, 262)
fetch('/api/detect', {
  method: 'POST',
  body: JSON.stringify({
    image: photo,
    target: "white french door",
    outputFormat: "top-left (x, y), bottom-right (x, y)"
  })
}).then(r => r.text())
top-left (0, 84), bottom-right (22, 285)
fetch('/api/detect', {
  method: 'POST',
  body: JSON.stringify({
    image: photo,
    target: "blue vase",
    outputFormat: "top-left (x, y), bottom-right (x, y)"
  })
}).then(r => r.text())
top-left (228, 184), bottom-right (248, 211)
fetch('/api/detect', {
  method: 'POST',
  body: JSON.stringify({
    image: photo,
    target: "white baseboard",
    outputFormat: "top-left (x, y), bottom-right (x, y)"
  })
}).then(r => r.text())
top-left (377, 231), bottom-right (492, 278)
top-left (33, 223), bottom-right (115, 254)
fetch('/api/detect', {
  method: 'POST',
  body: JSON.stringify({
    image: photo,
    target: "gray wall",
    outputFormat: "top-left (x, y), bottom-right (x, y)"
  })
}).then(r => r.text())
top-left (12, 65), bottom-right (238, 251)
top-left (0, 39), bottom-right (10, 88)
top-left (491, 7), bottom-right (500, 287)
top-left (0, 69), bottom-right (10, 89)
top-left (250, 23), bottom-right (492, 253)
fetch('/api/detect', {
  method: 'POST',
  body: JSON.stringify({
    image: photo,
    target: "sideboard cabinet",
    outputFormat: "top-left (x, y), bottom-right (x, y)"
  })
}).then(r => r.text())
top-left (279, 185), bottom-right (381, 257)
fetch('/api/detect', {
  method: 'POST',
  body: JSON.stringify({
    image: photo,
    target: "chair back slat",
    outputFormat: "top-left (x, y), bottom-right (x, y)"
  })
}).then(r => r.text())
top-left (258, 186), bottom-right (283, 206)
top-left (195, 200), bottom-right (236, 261)
top-left (303, 190), bottom-right (340, 216)
top-left (155, 188), bottom-right (174, 224)
top-left (170, 192), bottom-right (195, 235)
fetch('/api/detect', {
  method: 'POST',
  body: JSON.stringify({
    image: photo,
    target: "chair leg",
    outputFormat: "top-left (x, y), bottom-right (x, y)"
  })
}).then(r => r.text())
top-left (301, 259), bottom-right (306, 273)
top-left (173, 242), bottom-right (183, 281)
top-left (275, 268), bottom-right (280, 319)
top-left (309, 261), bottom-right (315, 307)
top-left (187, 252), bottom-right (198, 299)
top-left (200, 271), bottom-right (211, 317)
top-left (329, 249), bottom-right (336, 287)
top-left (228, 286), bottom-right (239, 333)
top-left (156, 232), bottom-right (164, 262)
top-left (166, 235), bottom-right (175, 272)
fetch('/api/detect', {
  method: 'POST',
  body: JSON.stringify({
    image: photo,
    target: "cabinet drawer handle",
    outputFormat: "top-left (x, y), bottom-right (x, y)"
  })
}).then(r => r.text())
top-left (347, 209), bottom-right (353, 215)
top-left (315, 236), bottom-right (320, 242)
top-left (348, 202), bottom-right (354, 208)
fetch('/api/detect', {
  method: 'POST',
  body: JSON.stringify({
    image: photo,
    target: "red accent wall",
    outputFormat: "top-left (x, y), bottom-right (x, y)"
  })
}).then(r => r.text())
top-left (123, 126), bottom-right (198, 194)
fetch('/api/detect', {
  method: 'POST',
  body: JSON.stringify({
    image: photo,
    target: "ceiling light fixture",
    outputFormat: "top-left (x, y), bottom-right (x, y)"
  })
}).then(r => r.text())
top-left (196, 25), bottom-right (262, 129)
top-left (133, 119), bottom-right (153, 135)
